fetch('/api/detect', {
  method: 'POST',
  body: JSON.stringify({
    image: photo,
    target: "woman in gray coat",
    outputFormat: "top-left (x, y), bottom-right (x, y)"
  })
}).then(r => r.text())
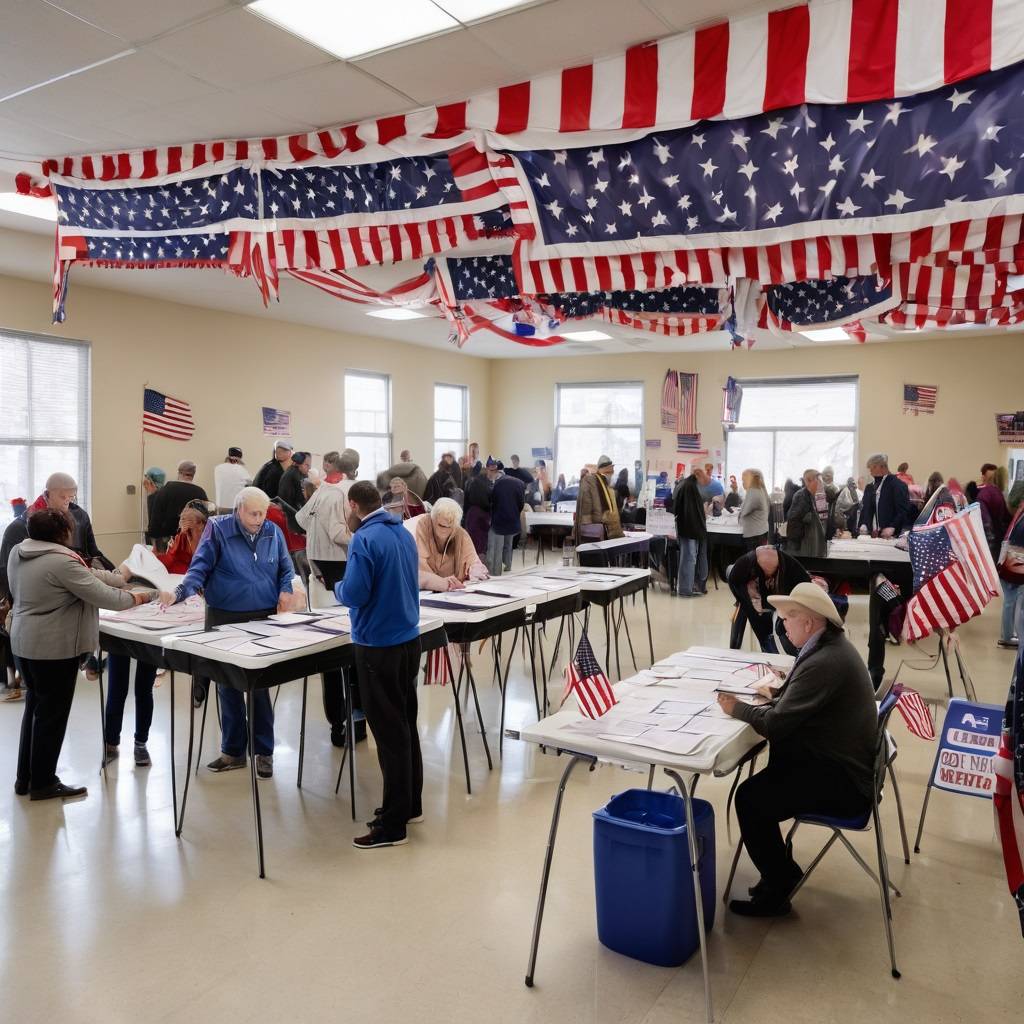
top-left (8, 508), bottom-right (157, 800)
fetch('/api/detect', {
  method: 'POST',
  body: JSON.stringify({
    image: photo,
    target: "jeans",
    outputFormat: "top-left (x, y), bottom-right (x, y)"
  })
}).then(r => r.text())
top-left (355, 639), bottom-right (423, 837)
top-left (486, 530), bottom-right (514, 576)
top-left (676, 536), bottom-right (708, 595)
top-left (16, 656), bottom-right (81, 790)
top-left (104, 654), bottom-right (157, 745)
top-left (1000, 579), bottom-right (1022, 643)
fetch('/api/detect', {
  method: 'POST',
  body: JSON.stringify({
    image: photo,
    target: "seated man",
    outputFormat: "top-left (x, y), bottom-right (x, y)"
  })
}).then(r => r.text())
top-left (163, 486), bottom-right (302, 779)
top-left (728, 546), bottom-right (811, 654)
top-left (718, 583), bottom-right (878, 917)
top-left (411, 499), bottom-right (488, 592)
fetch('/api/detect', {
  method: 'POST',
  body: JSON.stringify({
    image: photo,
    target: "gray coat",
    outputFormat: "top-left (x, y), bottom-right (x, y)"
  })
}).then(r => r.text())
top-left (737, 487), bottom-right (770, 539)
top-left (7, 540), bottom-right (141, 660)
top-left (785, 486), bottom-right (827, 557)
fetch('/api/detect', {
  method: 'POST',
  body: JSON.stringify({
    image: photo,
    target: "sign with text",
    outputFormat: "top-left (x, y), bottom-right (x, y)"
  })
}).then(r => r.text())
top-left (929, 699), bottom-right (1002, 799)
top-left (262, 406), bottom-right (291, 437)
top-left (531, 446), bottom-right (553, 460)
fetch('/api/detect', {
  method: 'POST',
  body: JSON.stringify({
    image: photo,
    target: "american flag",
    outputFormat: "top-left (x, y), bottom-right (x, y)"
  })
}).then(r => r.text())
top-left (722, 376), bottom-right (743, 426)
top-left (894, 686), bottom-right (936, 740)
top-left (563, 633), bottom-right (616, 719)
top-left (677, 434), bottom-right (704, 454)
top-left (761, 275), bottom-right (892, 334)
top-left (994, 645), bottom-right (1024, 936)
top-left (143, 388), bottom-right (194, 441)
top-left (660, 370), bottom-right (679, 429)
top-left (678, 372), bottom-right (698, 434)
top-left (996, 413), bottom-right (1024, 445)
top-left (903, 505), bottom-right (1000, 642)
top-left (904, 384), bottom-right (938, 415)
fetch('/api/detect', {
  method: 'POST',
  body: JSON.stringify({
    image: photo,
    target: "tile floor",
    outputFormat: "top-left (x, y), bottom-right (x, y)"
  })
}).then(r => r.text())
top-left (1, 577), bottom-right (1019, 1023)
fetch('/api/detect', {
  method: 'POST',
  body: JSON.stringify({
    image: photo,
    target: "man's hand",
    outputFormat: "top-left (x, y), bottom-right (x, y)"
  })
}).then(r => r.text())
top-left (717, 693), bottom-right (739, 716)
top-left (278, 591), bottom-right (304, 613)
top-left (445, 575), bottom-right (465, 591)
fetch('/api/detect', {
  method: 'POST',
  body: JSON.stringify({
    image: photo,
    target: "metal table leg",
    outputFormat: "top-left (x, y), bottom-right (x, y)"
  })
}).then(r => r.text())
top-left (498, 626), bottom-right (520, 758)
top-left (297, 676), bottom-right (308, 789)
top-left (527, 622), bottom-right (541, 721)
top-left (664, 768), bottom-right (713, 1024)
top-left (642, 587), bottom-right (655, 664)
top-left (169, 670), bottom-right (176, 826)
top-left (176, 674), bottom-right (197, 837)
top-left (464, 657), bottom-right (493, 770)
top-left (98, 657), bottom-right (107, 777)
top-left (444, 646), bottom-right (472, 795)
top-left (525, 754), bottom-right (595, 987)
top-left (246, 685), bottom-right (267, 878)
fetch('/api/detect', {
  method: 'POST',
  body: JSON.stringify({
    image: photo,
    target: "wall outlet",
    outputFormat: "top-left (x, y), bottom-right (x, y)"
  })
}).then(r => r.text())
top-left (126, 484), bottom-right (136, 495)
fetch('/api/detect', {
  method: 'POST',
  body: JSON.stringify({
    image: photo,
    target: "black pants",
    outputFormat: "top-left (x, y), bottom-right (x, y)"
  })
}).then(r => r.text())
top-left (312, 560), bottom-right (357, 726)
top-left (867, 566), bottom-right (912, 689)
top-left (735, 754), bottom-right (870, 898)
top-left (355, 639), bottom-right (422, 837)
top-left (16, 656), bottom-right (81, 791)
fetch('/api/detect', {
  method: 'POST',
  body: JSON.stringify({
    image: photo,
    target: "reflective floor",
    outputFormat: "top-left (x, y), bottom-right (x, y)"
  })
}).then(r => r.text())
top-left (1, 576), bottom-right (1019, 1023)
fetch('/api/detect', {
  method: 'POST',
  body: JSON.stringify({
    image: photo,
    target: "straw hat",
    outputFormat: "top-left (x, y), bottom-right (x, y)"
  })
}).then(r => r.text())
top-left (767, 582), bottom-right (843, 629)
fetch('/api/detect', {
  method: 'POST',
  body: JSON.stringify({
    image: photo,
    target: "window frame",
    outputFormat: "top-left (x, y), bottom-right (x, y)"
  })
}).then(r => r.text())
top-left (725, 374), bottom-right (859, 489)
top-left (343, 369), bottom-right (392, 477)
top-left (0, 328), bottom-right (91, 525)
top-left (433, 382), bottom-right (469, 463)
top-left (554, 380), bottom-right (644, 482)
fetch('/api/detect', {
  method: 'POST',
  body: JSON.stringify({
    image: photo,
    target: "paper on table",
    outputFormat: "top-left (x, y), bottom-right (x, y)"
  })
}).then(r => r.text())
top-left (268, 612), bottom-right (322, 625)
top-left (203, 633), bottom-right (263, 652)
top-left (310, 617), bottom-right (350, 635)
top-left (675, 715), bottom-right (744, 737)
top-left (597, 719), bottom-right (651, 738)
top-left (123, 544), bottom-right (182, 593)
top-left (598, 729), bottom-right (705, 756)
top-left (254, 633), bottom-right (331, 651)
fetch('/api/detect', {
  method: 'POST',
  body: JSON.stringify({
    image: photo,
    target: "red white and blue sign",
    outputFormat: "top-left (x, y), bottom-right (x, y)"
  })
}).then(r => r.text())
top-left (929, 698), bottom-right (1003, 799)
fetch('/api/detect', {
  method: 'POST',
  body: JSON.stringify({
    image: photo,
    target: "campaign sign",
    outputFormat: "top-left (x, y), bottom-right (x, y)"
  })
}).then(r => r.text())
top-left (531, 447), bottom-right (553, 460)
top-left (930, 698), bottom-right (1002, 799)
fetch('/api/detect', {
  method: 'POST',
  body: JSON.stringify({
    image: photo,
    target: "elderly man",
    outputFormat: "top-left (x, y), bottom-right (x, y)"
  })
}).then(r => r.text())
top-left (412, 498), bottom-right (488, 591)
top-left (148, 460), bottom-right (208, 543)
top-left (858, 453), bottom-right (913, 538)
top-left (253, 442), bottom-right (294, 498)
top-left (673, 466), bottom-right (709, 597)
top-left (718, 582), bottom-right (877, 917)
top-left (164, 487), bottom-right (300, 779)
top-left (785, 468), bottom-right (830, 557)
top-left (214, 447), bottom-right (251, 514)
top-left (728, 545), bottom-right (811, 653)
top-left (576, 455), bottom-right (624, 543)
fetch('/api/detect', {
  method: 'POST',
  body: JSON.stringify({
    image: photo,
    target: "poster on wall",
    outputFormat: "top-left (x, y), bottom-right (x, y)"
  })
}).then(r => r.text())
top-left (995, 412), bottom-right (1024, 444)
top-left (531, 446), bottom-right (553, 460)
top-left (262, 407), bottom-right (291, 437)
top-left (903, 384), bottom-right (938, 415)
top-left (645, 439), bottom-right (662, 449)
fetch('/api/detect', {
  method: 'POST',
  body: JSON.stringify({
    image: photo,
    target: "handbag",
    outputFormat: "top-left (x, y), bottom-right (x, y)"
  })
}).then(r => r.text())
top-left (997, 508), bottom-right (1024, 584)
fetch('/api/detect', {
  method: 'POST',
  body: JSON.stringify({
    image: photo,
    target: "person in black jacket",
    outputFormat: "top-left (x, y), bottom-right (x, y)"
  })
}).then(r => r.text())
top-left (728, 546), bottom-right (811, 654)
top-left (504, 455), bottom-right (534, 487)
top-left (486, 466), bottom-right (525, 576)
top-left (673, 468), bottom-right (708, 597)
top-left (858, 453), bottom-right (914, 537)
top-left (147, 461), bottom-right (208, 542)
top-left (463, 463), bottom-right (493, 554)
top-left (424, 459), bottom-right (457, 505)
top-left (276, 452), bottom-right (310, 531)
top-left (252, 442), bottom-right (294, 498)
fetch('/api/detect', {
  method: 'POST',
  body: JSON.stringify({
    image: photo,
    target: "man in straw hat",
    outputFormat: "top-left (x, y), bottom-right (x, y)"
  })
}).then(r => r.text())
top-left (717, 582), bottom-right (878, 918)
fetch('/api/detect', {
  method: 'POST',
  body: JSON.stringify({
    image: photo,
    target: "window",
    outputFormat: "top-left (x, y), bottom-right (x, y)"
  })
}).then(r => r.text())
top-left (725, 376), bottom-right (858, 490)
top-left (555, 382), bottom-right (643, 484)
top-left (0, 330), bottom-right (90, 531)
top-left (344, 371), bottom-right (391, 483)
top-left (433, 383), bottom-right (468, 465)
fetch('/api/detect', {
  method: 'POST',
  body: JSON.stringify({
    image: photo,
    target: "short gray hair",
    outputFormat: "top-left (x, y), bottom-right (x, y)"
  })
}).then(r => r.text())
top-left (235, 486), bottom-right (270, 511)
top-left (430, 497), bottom-right (462, 527)
top-left (866, 452), bottom-right (888, 469)
top-left (178, 460), bottom-right (197, 477)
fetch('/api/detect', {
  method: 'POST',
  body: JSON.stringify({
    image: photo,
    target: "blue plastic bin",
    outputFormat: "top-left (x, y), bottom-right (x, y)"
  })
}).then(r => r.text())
top-left (593, 789), bottom-right (716, 967)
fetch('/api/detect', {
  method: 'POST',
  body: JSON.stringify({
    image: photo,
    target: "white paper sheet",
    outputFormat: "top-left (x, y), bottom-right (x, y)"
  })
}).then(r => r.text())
top-left (598, 729), bottom-right (705, 756)
top-left (268, 612), bottom-right (322, 625)
top-left (253, 633), bottom-right (331, 652)
top-left (123, 544), bottom-right (183, 593)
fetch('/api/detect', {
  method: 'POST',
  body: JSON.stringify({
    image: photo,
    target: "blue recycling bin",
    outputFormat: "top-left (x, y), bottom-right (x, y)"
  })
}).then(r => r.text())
top-left (593, 789), bottom-right (716, 967)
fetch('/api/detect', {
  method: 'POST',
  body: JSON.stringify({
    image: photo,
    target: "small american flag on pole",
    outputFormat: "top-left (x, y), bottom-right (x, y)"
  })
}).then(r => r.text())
top-left (894, 686), bottom-right (936, 740)
top-left (903, 384), bottom-right (937, 415)
top-left (563, 633), bottom-right (616, 719)
top-left (143, 388), bottom-right (194, 441)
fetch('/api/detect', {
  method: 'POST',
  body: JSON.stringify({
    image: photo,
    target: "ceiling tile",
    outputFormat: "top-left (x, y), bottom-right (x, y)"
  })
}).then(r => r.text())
top-left (356, 29), bottom-right (519, 107)
top-left (0, 0), bottom-right (130, 100)
top-left (243, 63), bottom-right (413, 131)
top-left (467, 0), bottom-right (670, 77)
top-left (42, 0), bottom-right (235, 43)
top-left (146, 90), bottom-right (317, 143)
top-left (144, 7), bottom-right (334, 90)
top-left (641, 0), bottom-right (758, 33)
top-left (0, 112), bottom-right (99, 160)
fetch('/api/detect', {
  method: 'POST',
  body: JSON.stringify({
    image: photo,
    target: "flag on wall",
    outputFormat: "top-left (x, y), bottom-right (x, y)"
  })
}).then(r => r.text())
top-left (677, 433), bottom-right (705, 454)
top-left (563, 633), bottom-right (616, 719)
top-left (903, 384), bottom-right (938, 415)
top-left (660, 370), bottom-right (679, 429)
top-left (678, 372), bottom-right (698, 434)
top-left (722, 376), bottom-right (743, 426)
top-left (143, 388), bottom-right (194, 440)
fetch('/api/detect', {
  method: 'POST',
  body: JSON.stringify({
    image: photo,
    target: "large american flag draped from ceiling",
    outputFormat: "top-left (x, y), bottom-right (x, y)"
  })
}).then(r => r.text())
top-left (18, 0), bottom-right (1024, 345)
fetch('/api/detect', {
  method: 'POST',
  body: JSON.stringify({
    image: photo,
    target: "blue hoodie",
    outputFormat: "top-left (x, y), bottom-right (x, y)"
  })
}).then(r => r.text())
top-left (338, 509), bottom-right (419, 647)
top-left (175, 513), bottom-right (293, 612)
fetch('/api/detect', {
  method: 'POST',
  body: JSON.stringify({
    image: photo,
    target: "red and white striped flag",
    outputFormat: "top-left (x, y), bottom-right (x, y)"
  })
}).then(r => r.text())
top-left (423, 643), bottom-right (464, 686)
top-left (562, 633), bottom-right (616, 719)
top-left (143, 388), bottom-right (194, 441)
top-left (660, 370), bottom-right (679, 429)
top-left (894, 687), bottom-right (935, 740)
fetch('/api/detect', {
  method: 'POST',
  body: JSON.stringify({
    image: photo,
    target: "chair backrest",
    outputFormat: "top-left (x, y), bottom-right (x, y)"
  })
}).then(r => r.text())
top-left (871, 683), bottom-right (903, 796)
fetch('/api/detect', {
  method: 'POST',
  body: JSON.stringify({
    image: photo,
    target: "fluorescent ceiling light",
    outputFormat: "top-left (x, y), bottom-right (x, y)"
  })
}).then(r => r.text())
top-left (366, 307), bottom-right (427, 320)
top-left (800, 328), bottom-right (850, 342)
top-left (0, 193), bottom-right (56, 221)
top-left (561, 329), bottom-right (612, 341)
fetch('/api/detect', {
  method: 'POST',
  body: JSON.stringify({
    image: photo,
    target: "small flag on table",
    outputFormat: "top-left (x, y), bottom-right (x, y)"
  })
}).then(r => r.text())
top-left (563, 633), bottom-right (616, 718)
top-left (143, 388), bottom-right (195, 440)
top-left (894, 686), bottom-right (935, 740)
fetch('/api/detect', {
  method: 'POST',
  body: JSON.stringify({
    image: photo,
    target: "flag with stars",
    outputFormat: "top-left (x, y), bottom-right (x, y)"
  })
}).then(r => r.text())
top-left (762, 275), bottom-right (895, 333)
top-left (562, 632), bottom-right (616, 719)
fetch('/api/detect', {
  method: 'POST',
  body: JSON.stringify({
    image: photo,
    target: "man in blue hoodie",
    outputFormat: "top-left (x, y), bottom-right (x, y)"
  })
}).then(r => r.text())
top-left (338, 481), bottom-right (421, 849)
top-left (166, 486), bottom-right (297, 779)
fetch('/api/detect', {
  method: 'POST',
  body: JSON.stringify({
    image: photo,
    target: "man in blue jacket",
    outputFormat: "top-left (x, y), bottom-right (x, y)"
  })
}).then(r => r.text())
top-left (166, 486), bottom-right (297, 779)
top-left (338, 481), bottom-right (422, 849)
top-left (486, 461), bottom-right (525, 577)
top-left (858, 453), bottom-right (914, 537)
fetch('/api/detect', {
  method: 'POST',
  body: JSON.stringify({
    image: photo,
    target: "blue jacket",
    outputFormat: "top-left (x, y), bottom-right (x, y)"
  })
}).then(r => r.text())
top-left (490, 474), bottom-right (525, 535)
top-left (176, 513), bottom-right (293, 612)
top-left (858, 474), bottom-right (914, 535)
top-left (338, 509), bottom-right (419, 647)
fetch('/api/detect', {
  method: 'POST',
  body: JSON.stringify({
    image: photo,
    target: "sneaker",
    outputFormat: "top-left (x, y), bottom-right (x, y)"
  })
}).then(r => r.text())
top-left (255, 754), bottom-right (273, 779)
top-left (207, 754), bottom-right (246, 773)
top-left (353, 827), bottom-right (408, 850)
top-left (192, 682), bottom-right (207, 708)
top-left (134, 743), bottom-right (151, 767)
top-left (104, 744), bottom-right (119, 765)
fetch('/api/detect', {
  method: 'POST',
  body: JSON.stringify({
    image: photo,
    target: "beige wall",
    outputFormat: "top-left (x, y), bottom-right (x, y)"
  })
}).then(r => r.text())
top-left (489, 334), bottom-right (1020, 487)
top-left (0, 274), bottom-right (490, 562)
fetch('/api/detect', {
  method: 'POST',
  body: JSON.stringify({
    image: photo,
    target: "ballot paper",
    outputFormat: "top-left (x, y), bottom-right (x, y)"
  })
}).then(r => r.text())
top-left (268, 612), bottom-right (323, 625)
top-left (310, 617), bottom-right (350, 635)
top-left (419, 592), bottom-right (515, 610)
top-left (254, 633), bottom-right (332, 652)
top-left (202, 634), bottom-right (263, 652)
top-left (122, 543), bottom-right (183, 593)
top-left (648, 665), bottom-right (687, 679)
top-left (110, 600), bottom-right (205, 629)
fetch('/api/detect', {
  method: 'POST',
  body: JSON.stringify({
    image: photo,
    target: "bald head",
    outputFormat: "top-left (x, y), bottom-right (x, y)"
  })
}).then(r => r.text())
top-left (755, 545), bottom-right (780, 578)
top-left (44, 472), bottom-right (78, 513)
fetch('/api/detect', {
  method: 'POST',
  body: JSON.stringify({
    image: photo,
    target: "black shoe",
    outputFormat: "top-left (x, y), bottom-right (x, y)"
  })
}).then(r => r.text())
top-left (30, 780), bottom-right (87, 801)
top-left (729, 896), bottom-right (792, 918)
top-left (192, 682), bottom-right (206, 709)
top-left (367, 808), bottom-right (424, 828)
top-left (353, 827), bottom-right (408, 850)
top-left (14, 780), bottom-right (29, 796)
top-left (748, 864), bottom-right (803, 899)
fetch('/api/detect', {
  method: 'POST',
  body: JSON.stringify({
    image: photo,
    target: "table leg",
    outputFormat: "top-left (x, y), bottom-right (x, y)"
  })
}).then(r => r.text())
top-left (346, 666), bottom-right (356, 817)
top-left (176, 674), bottom-right (197, 837)
top-left (546, 615), bottom-right (566, 684)
top-left (297, 676), bottom-right (308, 789)
top-left (642, 586), bottom-right (655, 664)
top-left (951, 640), bottom-right (978, 702)
top-left (499, 626), bottom-right (519, 759)
top-left (527, 622), bottom-right (541, 721)
top-left (537, 624), bottom-right (550, 718)
top-left (619, 597), bottom-right (638, 673)
top-left (663, 769), bottom-right (713, 1024)
top-left (444, 645), bottom-right (472, 795)
top-left (525, 754), bottom-right (595, 988)
top-left (246, 686), bottom-right (267, 878)
top-left (170, 670), bottom-right (177, 829)
top-left (937, 631), bottom-right (955, 698)
top-left (98, 657), bottom-right (107, 777)
top-left (604, 605), bottom-right (613, 680)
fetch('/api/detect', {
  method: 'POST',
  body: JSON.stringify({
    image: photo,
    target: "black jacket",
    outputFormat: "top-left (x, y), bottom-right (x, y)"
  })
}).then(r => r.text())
top-left (858, 474), bottom-right (914, 535)
top-left (673, 475), bottom-right (707, 540)
top-left (253, 458), bottom-right (285, 498)
top-left (276, 466), bottom-right (307, 531)
top-left (424, 469), bottom-right (457, 505)
top-left (148, 480), bottom-right (208, 539)
top-left (727, 548), bottom-right (810, 618)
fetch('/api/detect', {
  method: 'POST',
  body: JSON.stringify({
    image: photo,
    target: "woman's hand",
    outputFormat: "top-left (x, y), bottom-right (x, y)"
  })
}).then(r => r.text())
top-left (118, 562), bottom-right (133, 581)
top-left (445, 576), bottom-right (465, 591)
